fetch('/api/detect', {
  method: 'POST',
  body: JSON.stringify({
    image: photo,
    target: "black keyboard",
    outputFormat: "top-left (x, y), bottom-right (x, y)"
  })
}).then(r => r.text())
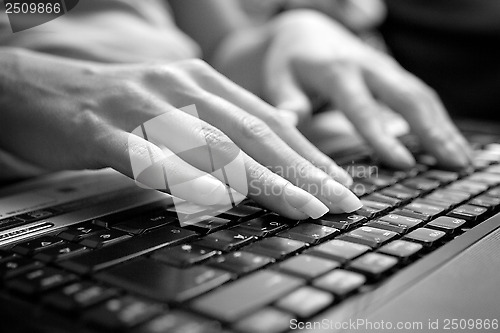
top-left (2, 139), bottom-right (500, 333)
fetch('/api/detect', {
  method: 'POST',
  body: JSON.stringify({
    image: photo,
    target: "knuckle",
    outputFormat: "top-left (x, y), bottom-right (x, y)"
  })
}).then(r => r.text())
top-left (240, 115), bottom-right (273, 140)
top-left (196, 125), bottom-right (239, 157)
top-left (247, 163), bottom-right (272, 183)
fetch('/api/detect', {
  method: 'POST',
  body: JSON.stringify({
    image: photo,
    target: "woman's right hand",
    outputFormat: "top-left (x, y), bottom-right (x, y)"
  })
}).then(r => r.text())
top-left (0, 48), bottom-right (362, 219)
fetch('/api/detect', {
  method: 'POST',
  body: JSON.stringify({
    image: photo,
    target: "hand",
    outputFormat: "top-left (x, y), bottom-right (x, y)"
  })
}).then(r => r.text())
top-left (0, 48), bottom-right (362, 219)
top-left (263, 10), bottom-right (472, 169)
top-left (281, 0), bottom-right (386, 31)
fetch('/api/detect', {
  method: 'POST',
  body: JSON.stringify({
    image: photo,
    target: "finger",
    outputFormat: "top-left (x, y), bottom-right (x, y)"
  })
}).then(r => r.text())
top-left (366, 69), bottom-right (472, 169)
top-left (182, 93), bottom-right (361, 213)
top-left (128, 109), bottom-right (330, 219)
top-left (327, 65), bottom-right (416, 169)
top-left (263, 51), bottom-right (312, 123)
top-left (94, 126), bottom-right (235, 207)
top-left (188, 64), bottom-right (354, 188)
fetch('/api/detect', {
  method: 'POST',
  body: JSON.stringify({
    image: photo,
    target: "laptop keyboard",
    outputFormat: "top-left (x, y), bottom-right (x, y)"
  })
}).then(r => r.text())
top-left (2, 139), bottom-right (500, 332)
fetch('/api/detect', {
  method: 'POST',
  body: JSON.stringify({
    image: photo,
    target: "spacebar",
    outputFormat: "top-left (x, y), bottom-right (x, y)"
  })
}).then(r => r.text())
top-left (59, 226), bottom-right (197, 274)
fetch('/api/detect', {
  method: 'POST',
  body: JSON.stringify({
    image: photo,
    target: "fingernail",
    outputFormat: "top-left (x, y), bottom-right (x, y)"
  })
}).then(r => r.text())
top-left (284, 183), bottom-right (329, 219)
top-left (392, 145), bottom-right (415, 168)
top-left (338, 193), bottom-right (364, 213)
top-left (322, 179), bottom-right (363, 213)
top-left (188, 176), bottom-right (231, 206)
top-left (328, 165), bottom-right (353, 188)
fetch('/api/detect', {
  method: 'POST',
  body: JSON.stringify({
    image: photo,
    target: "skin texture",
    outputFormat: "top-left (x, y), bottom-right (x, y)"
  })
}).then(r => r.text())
top-left (0, 48), bottom-right (361, 218)
top-left (214, 10), bottom-right (473, 170)
top-left (0, 1), bottom-right (471, 217)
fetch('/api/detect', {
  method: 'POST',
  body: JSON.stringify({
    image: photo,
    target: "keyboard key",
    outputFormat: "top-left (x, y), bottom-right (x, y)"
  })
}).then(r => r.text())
top-left (182, 216), bottom-right (233, 234)
top-left (359, 200), bottom-right (392, 215)
top-left (467, 172), bottom-right (500, 187)
top-left (363, 193), bottom-right (402, 207)
top-left (210, 251), bottom-right (273, 275)
top-left (350, 181), bottom-right (377, 196)
top-left (97, 258), bottom-right (231, 302)
top-left (112, 209), bottom-right (177, 234)
top-left (403, 228), bottom-right (446, 247)
top-left (219, 205), bottom-right (264, 221)
top-left (306, 239), bottom-right (370, 264)
top-left (93, 202), bottom-right (172, 228)
top-left (426, 216), bottom-right (467, 234)
top-left (6, 267), bottom-right (77, 295)
top-left (314, 214), bottom-right (366, 231)
top-left (404, 202), bottom-right (446, 218)
top-left (82, 296), bottom-right (163, 331)
top-left (425, 189), bottom-right (471, 205)
top-left (378, 214), bottom-right (424, 231)
top-left (423, 170), bottom-right (459, 184)
top-left (233, 307), bottom-right (294, 333)
top-left (470, 195), bottom-right (500, 209)
top-left (338, 227), bottom-right (398, 249)
top-left (313, 269), bottom-right (366, 297)
top-left (190, 270), bottom-right (303, 322)
top-left (377, 168), bottom-right (410, 181)
top-left (276, 223), bottom-right (339, 245)
top-left (0, 256), bottom-right (43, 279)
top-left (58, 221), bottom-right (106, 241)
top-left (487, 186), bottom-right (500, 198)
top-left (377, 240), bottom-right (422, 261)
top-left (414, 198), bottom-right (453, 210)
top-left (447, 204), bottom-right (488, 221)
top-left (278, 254), bottom-right (339, 280)
top-left (60, 225), bottom-right (197, 274)
top-left (12, 236), bottom-right (64, 256)
top-left (485, 164), bottom-right (500, 174)
top-left (357, 174), bottom-right (396, 188)
top-left (194, 229), bottom-right (255, 252)
top-left (365, 220), bottom-right (410, 234)
top-left (276, 286), bottom-right (333, 318)
top-left (347, 253), bottom-right (398, 279)
top-left (43, 281), bottom-right (119, 312)
top-left (244, 237), bottom-right (306, 260)
top-left (380, 184), bottom-right (420, 202)
top-left (79, 229), bottom-right (131, 249)
top-left (390, 209), bottom-right (431, 222)
top-left (355, 205), bottom-right (384, 219)
top-left (132, 311), bottom-right (220, 333)
top-left (151, 244), bottom-right (217, 267)
top-left (403, 177), bottom-right (440, 192)
top-left (33, 242), bottom-right (87, 262)
top-left (446, 180), bottom-right (488, 196)
top-left (236, 214), bottom-right (292, 238)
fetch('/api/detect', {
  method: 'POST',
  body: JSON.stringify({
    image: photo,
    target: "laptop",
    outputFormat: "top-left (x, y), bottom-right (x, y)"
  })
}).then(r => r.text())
top-left (1, 116), bottom-right (499, 333)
